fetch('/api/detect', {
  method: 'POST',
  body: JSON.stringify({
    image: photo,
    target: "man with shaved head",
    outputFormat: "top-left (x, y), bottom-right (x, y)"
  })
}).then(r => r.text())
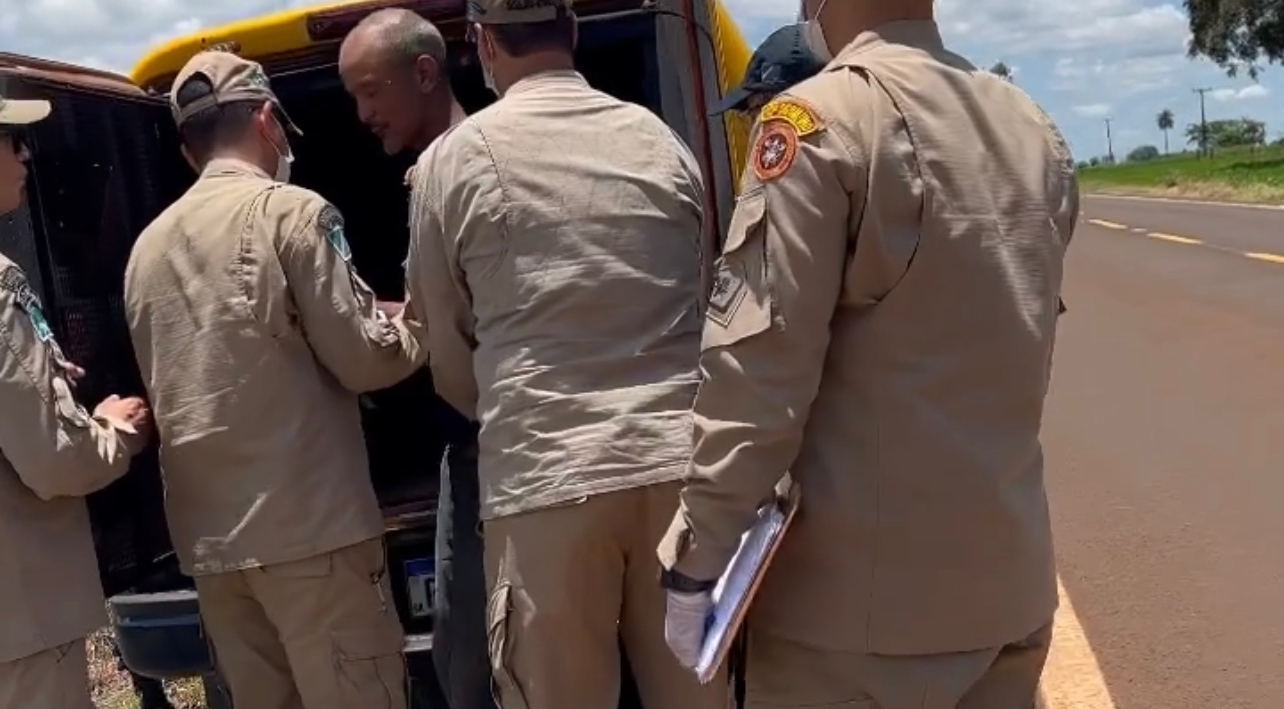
top-left (340, 8), bottom-right (467, 155)
top-left (340, 11), bottom-right (493, 709)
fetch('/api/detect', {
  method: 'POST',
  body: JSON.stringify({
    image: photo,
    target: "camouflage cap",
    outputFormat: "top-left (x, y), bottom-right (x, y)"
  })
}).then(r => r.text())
top-left (467, 0), bottom-right (573, 25)
top-left (170, 50), bottom-right (301, 135)
top-left (0, 96), bottom-right (51, 127)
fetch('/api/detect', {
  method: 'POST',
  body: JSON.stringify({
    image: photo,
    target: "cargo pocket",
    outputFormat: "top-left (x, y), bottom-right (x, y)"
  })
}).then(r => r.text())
top-left (333, 625), bottom-right (406, 709)
top-left (486, 582), bottom-right (529, 709)
top-left (705, 188), bottom-right (773, 351)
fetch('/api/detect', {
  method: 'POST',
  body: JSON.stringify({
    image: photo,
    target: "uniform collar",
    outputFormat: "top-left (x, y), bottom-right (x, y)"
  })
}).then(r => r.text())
top-left (504, 70), bottom-right (588, 97)
top-left (836, 20), bottom-right (945, 61)
top-left (203, 157), bottom-right (271, 179)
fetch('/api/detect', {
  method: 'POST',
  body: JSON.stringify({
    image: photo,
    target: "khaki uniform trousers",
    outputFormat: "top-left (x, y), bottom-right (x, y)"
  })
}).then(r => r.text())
top-left (744, 624), bottom-right (1052, 709)
top-left (193, 539), bottom-right (407, 709)
top-left (484, 481), bottom-right (729, 709)
top-left (0, 641), bottom-right (94, 709)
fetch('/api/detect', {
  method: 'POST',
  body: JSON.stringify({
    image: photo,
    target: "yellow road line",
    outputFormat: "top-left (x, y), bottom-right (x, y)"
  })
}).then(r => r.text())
top-left (1244, 251), bottom-right (1284, 264)
top-left (1087, 219), bottom-right (1128, 230)
top-left (1148, 232), bottom-right (1202, 245)
top-left (1038, 576), bottom-right (1118, 709)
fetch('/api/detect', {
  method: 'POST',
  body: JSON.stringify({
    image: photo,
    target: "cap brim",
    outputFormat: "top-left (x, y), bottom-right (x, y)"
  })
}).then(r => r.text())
top-left (710, 86), bottom-right (753, 116)
top-left (0, 99), bottom-right (52, 127)
top-left (273, 103), bottom-right (304, 137)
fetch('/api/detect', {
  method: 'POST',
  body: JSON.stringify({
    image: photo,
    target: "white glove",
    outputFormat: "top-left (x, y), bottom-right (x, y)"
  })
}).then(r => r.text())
top-left (664, 589), bottom-right (713, 670)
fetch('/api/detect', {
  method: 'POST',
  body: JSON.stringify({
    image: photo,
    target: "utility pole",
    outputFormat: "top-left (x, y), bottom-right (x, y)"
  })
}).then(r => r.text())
top-left (1194, 87), bottom-right (1211, 157)
top-left (1104, 117), bottom-right (1114, 163)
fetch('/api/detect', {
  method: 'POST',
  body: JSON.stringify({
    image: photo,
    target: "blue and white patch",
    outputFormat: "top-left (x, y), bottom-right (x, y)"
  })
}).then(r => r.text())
top-left (318, 205), bottom-right (352, 262)
top-left (1, 265), bottom-right (54, 342)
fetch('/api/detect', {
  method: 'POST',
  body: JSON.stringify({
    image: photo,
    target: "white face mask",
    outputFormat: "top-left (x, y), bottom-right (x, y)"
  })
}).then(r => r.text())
top-left (801, 0), bottom-right (833, 62)
top-left (480, 24), bottom-right (498, 96)
top-left (267, 117), bottom-right (295, 183)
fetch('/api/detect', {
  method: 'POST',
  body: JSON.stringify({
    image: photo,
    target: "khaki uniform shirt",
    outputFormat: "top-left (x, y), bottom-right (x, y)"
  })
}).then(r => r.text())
top-left (125, 159), bottom-right (425, 576)
top-left (0, 255), bottom-right (144, 662)
top-left (658, 21), bottom-right (1078, 655)
top-left (407, 70), bottom-right (706, 519)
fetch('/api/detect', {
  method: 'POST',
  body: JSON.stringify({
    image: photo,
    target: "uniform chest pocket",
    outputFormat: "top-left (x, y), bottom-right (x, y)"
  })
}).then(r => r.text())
top-left (704, 189), bottom-right (773, 351)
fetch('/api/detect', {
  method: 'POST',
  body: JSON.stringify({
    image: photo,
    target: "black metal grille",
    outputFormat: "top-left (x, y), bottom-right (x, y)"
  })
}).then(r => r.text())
top-left (20, 80), bottom-right (194, 597)
top-left (0, 206), bottom-right (45, 296)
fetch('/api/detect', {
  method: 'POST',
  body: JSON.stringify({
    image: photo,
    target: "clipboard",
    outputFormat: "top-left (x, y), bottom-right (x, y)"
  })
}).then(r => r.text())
top-left (695, 478), bottom-right (801, 684)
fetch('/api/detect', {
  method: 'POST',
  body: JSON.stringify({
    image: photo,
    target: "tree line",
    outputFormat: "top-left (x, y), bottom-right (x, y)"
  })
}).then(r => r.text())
top-left (1075, 115), bottom-right (1271, 168)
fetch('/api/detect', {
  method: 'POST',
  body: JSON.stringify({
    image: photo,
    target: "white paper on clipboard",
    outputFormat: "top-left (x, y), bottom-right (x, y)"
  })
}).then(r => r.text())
top-left (694, 484), bottom-right (800, 684)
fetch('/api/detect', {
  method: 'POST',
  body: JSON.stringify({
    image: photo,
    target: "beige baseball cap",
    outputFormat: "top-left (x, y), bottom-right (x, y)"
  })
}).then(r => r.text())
top-left (0, 96), bottom-right (51, 126)
top-left (170, 50), bottom-right (301, 134)
top-left (467, 0), bottom-right (573, 24)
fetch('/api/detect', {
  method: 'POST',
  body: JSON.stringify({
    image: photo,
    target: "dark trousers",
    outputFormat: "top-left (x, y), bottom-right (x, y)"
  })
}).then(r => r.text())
top-left (111, 640), bottom-right (175, 709)
top-left (432, 438), bottom-right (497, 709)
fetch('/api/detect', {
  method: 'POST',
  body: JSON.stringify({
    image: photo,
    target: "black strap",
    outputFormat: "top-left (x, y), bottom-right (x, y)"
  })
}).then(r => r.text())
top-left (729, 628), bottom-right (748, 708)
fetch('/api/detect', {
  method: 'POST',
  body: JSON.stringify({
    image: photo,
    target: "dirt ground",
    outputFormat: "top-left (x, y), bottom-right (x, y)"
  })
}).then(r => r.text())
top-left (87, 628), bottom-right (205, 709)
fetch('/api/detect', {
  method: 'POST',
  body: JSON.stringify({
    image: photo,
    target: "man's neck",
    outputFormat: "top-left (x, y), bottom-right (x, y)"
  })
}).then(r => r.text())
top-left (849, 2), bottom-right (933, 38)
top-left (207, 151), bottom-right (271, 177)
top-left (499, 53), bottom-right (576, 93)
top-left (411, 91), bottom-right (468, 152)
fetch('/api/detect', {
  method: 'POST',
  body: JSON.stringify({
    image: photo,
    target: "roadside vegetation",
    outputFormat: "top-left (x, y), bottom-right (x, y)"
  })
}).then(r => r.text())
top-left (1078, 142), bottom-right (1284, 204)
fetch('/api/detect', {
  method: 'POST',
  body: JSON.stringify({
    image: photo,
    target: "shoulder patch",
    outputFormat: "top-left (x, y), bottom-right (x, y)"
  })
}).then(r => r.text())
top-left (752, 122), bottom-right (798, 182)
top-left (758, 98), bottom-right (824, 138)
top-left (0, 265), bottom-right (54, 342)
top-left (317, 204), bottom-right (352, 262)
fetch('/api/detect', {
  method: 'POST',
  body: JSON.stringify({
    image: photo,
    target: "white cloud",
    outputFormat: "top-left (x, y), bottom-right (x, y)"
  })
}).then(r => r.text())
top-left (1211, 84), bottom-right (1270, 101)
top-left (1073, 103), bottom-right (1113, 118)
top-left (1051, 54), bottom-right (1189, 95)
top-left (936, 0), bottom-right (1189, 56)
top-left (0, 0), bottom-right (314, 71)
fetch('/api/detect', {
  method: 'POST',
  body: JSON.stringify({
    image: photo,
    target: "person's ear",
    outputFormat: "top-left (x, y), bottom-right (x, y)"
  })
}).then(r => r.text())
top-left (414, 54), bottom-right (441, 93)
top-left (180, 145), bottom-right (199, 173)
top-left (251, 101), bottom-right (271, 134)
top-left (571, 16), bottom-right (579, 49)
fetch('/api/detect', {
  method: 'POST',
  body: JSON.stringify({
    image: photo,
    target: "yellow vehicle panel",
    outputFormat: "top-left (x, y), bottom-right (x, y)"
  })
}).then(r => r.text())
top-left (131, 0), bottom-right (754, 192)
top-left (704, 0), bottom-right (753, 190)
top-left (130, 0), bottom-right (357, 89)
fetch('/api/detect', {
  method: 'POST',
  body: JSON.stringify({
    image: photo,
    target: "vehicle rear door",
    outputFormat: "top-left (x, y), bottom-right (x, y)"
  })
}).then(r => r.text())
top-left (0, 56), bottom-right (191, 596)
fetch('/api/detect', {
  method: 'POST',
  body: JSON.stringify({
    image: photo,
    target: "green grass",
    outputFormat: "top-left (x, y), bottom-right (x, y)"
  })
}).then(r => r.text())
top-left (1078, 144), bottom-right (1284, 203)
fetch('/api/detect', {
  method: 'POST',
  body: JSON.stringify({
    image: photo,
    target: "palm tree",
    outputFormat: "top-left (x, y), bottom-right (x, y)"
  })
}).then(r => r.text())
top-left (989, 61), bottom-right (1013, 82)
top-left (1157, 108), bottom-right (1175, 154)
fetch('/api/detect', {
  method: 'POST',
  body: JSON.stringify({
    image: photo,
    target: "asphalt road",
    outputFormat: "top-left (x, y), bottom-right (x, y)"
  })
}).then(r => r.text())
top-left (1039, 194), bottom-right (1284, 708)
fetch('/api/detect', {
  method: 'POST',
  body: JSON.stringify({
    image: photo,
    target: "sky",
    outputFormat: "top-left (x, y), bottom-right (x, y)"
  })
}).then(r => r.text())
top-left (0, 0), bottom-right (1278, 162)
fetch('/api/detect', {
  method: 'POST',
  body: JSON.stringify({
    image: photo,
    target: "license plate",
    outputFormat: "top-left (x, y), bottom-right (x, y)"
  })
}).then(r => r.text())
top-left (403, 557), bottom-right (435, 618)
